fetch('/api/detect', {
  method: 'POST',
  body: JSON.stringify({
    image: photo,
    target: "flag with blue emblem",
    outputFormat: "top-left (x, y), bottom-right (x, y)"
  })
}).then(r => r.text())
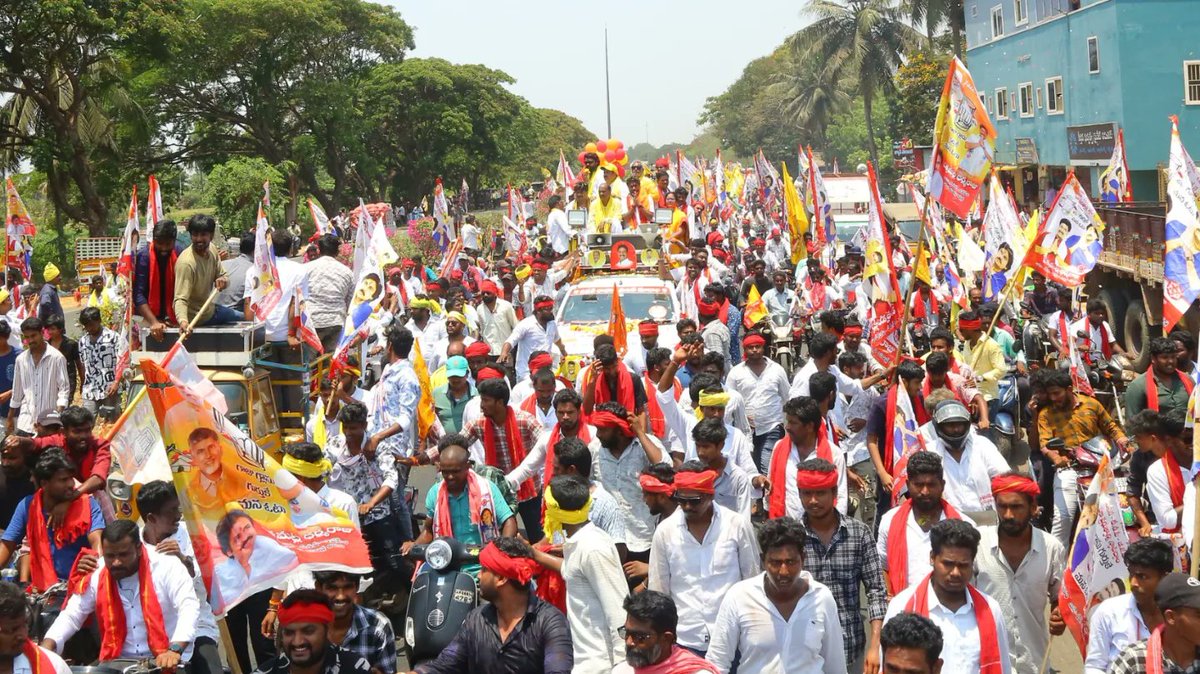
top-left (1099, 127), bottom-right (1132, 203)
top-left (1164, 115), bottom-right (1200, 333)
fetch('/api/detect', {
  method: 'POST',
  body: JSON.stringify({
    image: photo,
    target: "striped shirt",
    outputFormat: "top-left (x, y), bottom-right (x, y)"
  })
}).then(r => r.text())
top-left (302, 256), bottom-right (354, 329)
top-left (10, 345), bottom-right (69, 433)
top-left (461, 408), bottom-right (544, 479)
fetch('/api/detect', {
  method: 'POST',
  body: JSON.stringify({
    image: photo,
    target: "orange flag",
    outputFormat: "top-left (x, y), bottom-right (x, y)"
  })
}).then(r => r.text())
top-left (412, 339), bottom-right (437, 442)
top-left (609, 283), bottom-right (628, 357)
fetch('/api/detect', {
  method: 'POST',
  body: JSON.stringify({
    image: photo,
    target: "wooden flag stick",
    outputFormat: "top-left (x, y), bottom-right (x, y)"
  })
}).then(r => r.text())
top-left (898, 192), bottom-right (932, 356)
top-left (181, 288), bottom-right (221, 341)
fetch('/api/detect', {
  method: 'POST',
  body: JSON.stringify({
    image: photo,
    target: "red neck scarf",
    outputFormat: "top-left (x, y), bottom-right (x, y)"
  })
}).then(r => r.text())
top-left (21, 641), bottom-right (58, 674)
top-left (147, 246), bottom-right (177, 322)
top-left (593, 362), bottom-right (636, 414)
top-left (1161, 451), bottom-right (1187, 533)
top-left (1083, 322), bottom-right (1112, 359)
top-left (805, 277), bottom-right (827, 313)
top-left (922, 374), bottom-right (968, 407)
top-left (911, 288), bottom-right (939, 320)
top-left (1146, 625), bottom-right (1178, 674)
top-left (434, 470), bottom-right (492, 539)
top-left (483, 410), bottom-right (535, 501)
top-left (767, 432), bottom-right (832, 519)
top-left (905, 574), bottom-right (1002, 674)
top-left (644, 373), bottom-right (680, 439)
top-left (520, 393), bottom-right (551, 419)
top-left (26, 491), bottom-right (91, 592)
top-left (1058, 311), bottom-right (1070, 352)
top-left (885, 499), bottom-right (961, 595)
top-left (1146, 368), bottom-right (1194, 412)
top-left (634, 646), bottom-right (721, 674)
top-left (95, 547), bottom-right (170, 660)
top-left (544, 422), bottom-right (592, 487)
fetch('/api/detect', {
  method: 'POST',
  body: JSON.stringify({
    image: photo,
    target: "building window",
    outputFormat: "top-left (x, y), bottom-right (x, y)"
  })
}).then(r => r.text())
top-left (995, 88), bottom-right (1009, 119)
top-left (1046, 77), bottom-right (1064, 114)
top-left (991, 6), bottom-right (1004, 38)
top-left (1014, 0), bottom-right (1028, 25)
top-left (1087, 37), bottom-right (1100, 73)
top-left (1187, 61), bottom-right (1200, 105)
top-left (1019, 82), bottom-right (1034, 117)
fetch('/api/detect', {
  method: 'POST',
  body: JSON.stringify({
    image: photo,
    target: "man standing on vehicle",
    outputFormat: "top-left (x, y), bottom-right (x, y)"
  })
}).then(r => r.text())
top-left (134, 220), bottom-right (183, 340)
top-left (175, 214), bottom-right (236, 331)
top-left (218, 231), bottom-right (255, 312)
top-left (303, 234), bottom-right (354, 353)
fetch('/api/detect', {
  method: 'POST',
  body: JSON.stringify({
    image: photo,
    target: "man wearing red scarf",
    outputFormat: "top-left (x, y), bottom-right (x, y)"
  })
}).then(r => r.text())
top-left (132, 219), bottom-right (184, 341)
top-left (877, 452), bottom-right (965, 596)
top-left (882, 519), bottom-right (1011, 674)
top-left (252, 590), bottom-right (374, 674)
top-left (1140, 408), bottom-right (1194, 534)
top-left (1106, 573), bottom-right (1200, 674)
top-left (766, 397), bottom-right (841, 520)
top-left (42, 520), bottom-right (199, 670)
top-left (508, 388), bottom-right (598, 495)
top-left (583, 344), bottom-right (646, 417)
top-left (1126, 337), bottom-right (1194, 420)
top-left (612, 590), bottom-right (719, 674)
top-left (0, 450), bottom-right (103, 592)
top-left (0, 581), bottom-right (71, 674)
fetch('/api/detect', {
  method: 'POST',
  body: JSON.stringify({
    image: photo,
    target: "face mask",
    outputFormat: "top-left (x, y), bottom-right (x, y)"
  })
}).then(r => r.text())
top-left (936, 425), bottom-right (969, 450)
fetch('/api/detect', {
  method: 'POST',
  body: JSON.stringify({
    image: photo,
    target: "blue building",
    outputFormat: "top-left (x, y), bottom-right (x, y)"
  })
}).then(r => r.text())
top-left (964, 0), bottom-right (1200, 205)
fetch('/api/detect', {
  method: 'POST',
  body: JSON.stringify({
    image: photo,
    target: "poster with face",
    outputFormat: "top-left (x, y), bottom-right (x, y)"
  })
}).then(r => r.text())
top-left (1033, 173), bottom-right (1105, 286)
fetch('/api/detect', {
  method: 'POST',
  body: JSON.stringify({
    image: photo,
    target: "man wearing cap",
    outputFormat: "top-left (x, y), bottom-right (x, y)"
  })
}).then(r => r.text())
top-left (36, 263), bottom-right (64, 323)
top-left (1108, 573), bottom-right (1200, 674)
top-left (592, 161), bottom-right (629, 201)
top-left (882, 519), bottom-right (1012, 674)
top-left (432, 356), bottom-right (475, 435)
top-left (647, 462), bottom-right (759, 658)
top-left (588, 180), bottom-right (627, 234)
top-left (413, 537), bottom-right (573, 674)
top-left (926, 399), bottom-right (1009, 520)
top-left (972, 473), bottom-right (1066, 673)
top-left (502, 295), bottom-right (568, 381)
top-left (251, 590), bottom-right (370, 674)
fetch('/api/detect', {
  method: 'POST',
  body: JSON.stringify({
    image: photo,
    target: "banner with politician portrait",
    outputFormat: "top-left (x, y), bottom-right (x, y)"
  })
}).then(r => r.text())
top-left (928, 57), bottom-right (996, 219)
top-left (138, 358), bottom-right (370, 617)
top-left (1032, 172), bottom-right (1106, 286)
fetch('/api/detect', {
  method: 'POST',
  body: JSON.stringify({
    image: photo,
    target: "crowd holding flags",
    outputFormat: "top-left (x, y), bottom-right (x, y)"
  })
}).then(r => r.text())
top-left (781, 162), bottom-right (808, 265)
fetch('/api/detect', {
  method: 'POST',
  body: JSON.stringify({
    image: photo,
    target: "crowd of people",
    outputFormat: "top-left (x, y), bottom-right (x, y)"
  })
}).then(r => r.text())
top-left (1, 152), bottom-right (1199, 674)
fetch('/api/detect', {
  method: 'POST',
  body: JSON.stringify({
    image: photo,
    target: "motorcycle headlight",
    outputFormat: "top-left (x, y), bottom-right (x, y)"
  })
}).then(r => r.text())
top-left (404, 616), bottom-right (415, 647)
top-left (425, 539), bottom-right (453, 571)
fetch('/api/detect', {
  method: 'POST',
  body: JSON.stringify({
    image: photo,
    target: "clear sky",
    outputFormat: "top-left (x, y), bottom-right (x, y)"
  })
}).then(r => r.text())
top-left (386, 1), bottom-right (810, 146)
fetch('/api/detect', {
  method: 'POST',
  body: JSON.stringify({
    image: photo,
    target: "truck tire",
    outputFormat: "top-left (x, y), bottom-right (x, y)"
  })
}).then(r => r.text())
top-left (1097, 288), bottom-right (1128, 345)
top-left (1124, 300), bottom-right (1152, 373)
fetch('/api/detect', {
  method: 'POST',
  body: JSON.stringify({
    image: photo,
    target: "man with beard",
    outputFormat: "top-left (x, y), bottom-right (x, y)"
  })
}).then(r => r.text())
top-left (9, 405), bottom-right (111, 499)
top-left (174, 214), bottom-right (235, 330)
top-left (727, 332), bottom-right (792, 473)
top-left (414, 538), bottom-right (572, 674)
top-left (612, 591), bottom-right (719, 674)
top-left (253, 591), bottom-right (370, 674)
top-left (508, 389), bottom-right (599, 492)
top-left (879, 613), bottom-right (945, 674)
top-left (972, 474), bottom-right (1066, 673)
top-left (0, 581), bottom-right (71, 674)
top-left (476, 280), bottom-right (518, 352)
top-left (502, 295), bottom-right (568, 381)
top-left (592, 403), bottom-right (665, 565)
top-left (1125, 337), bottom-right (1193, 420)
top-left (311, 572), bottom-right (395, 674)
top-left (584, 343), bottom-right (647, 416)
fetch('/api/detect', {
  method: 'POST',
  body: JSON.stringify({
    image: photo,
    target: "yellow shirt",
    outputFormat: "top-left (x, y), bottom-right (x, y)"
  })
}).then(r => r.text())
top-left (588, 197), bottom-right (625, 233)
top-left (956, 336), bottom-right (1007, 400)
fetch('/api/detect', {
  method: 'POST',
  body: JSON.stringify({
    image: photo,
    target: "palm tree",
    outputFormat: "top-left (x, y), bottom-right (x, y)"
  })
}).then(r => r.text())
top-left (769, 53), bottom-right (852, 157)
top-left (789, 0), bottom-right (921, 170)
top-left (902, 0), bottom-right (965, 56)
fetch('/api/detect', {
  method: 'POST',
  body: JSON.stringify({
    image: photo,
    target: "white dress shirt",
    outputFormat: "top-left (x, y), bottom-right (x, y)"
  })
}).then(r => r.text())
top-left (928, 432), bottom-right (1010, 513)
top-left (10, 345), bottom-right (69, 434)
top-left (657, 387), bottom-right (759, 478)
top-left (505, 316), bottom-right (560, 380)
top-left (46, 548), bottom-right (201, 659)
top-left (506, 424), bottom-right (601, 488)
top-left (476, 298), bottom-right (519, 351)
top-left (1146, 457), bottom-right (1194, 532)
top-left (726, 359), bottom-right (792, 434)
top-left (562, 522), bottom-right (628, 674)
top-left (140, 526), bottom-right (221, 644)
top-left (1084, 593), bottom-right (1151, 674)
top-left (777, 439), bottom-right (848, 518)
top-left (648, 505), bottom-right (760, 650)
top-left (706, 572), bottom-right (847, 674)
top-left (461, 222), bottom-right (481, 250)
top-left (875, 504), bottom-right (972, 592)
top-left (14, 648), bottom-right (70, 674)
top-left (406, 317), bottom-right (448, 374)
top-left (789, 360), bottom-right (862, 401)
top-left (547, 209), bottom-right (572, 254)
top-left (884, 580), bottom-right (1012, 674)
top-left (212, 535), bottom-right (300, 607)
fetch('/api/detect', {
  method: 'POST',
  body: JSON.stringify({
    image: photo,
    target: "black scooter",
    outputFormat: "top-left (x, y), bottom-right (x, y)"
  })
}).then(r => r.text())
top-left (402, 536), bottom-right (480, 665)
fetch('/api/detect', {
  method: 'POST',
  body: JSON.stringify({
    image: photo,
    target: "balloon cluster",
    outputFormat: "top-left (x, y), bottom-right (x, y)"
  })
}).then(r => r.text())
top-left (578, 138), bottom-right (629, 178)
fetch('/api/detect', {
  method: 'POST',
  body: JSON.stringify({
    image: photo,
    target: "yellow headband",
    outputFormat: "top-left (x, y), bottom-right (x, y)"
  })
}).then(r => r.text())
top-left (446, 311), bottom-right (468, 325)
top-left (283, 454), bottom-right (332, 479)
top-left (543, 486), bottom-right (592, 540)
top-left (698, 390), bottom-right (730, 408)
top-left (409, 298), bottom-right (442, 314)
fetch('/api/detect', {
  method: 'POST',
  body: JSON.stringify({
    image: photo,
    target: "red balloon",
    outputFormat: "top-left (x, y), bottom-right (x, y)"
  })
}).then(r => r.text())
top-left (596, 140), bottom-right (608, 153)
top-left (615, 148), bottom-right (627, 161)
top-left (616, 140), bottom-right (625, 150)
top-left (617, 165), bottom-right (626, 178)
top-left (578, 152), bottom-right (586, 163)
top-left (604, 149), bottom-right (617, 162)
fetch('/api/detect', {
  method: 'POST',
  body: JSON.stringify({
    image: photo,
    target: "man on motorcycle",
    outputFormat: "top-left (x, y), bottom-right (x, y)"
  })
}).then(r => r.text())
top-left (761, 270), bottom-right (797, 324)
top-left (923, 399), bottom-right (1009, 521)
top-left (1035, 368), bottom-right (1128, 547)
top-left (1072, 299), bottom-right (1127, 364)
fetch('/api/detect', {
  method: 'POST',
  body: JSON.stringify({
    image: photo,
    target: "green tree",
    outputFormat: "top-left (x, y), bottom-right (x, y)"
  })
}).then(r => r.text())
top-left (699, 48), bottom-right (804, 160)
top-left (790, 0), bottom-right (920, 171)
top-left (890, 50), bottom-right (949, 147)
top-left (902, 0), bottom-right (965, 56)
top-left (204, 157), bottom-right (285, 235)
top-left (494, 107), bottom-right (595, 187)
top-left (769, 51), bottom-right (852, 159)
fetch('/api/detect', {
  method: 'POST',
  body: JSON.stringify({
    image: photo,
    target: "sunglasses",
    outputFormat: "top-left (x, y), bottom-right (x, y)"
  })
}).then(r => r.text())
top-left (671, 494), bottom-right (706, 505)
top-left (617, 627), bottom-right (655, 644)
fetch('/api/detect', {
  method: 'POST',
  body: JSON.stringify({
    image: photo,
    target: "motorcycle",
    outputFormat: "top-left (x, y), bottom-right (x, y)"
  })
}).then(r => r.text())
top-left (992, 372), bottom-right (1023, 470)
top-left (1049, 436), bottom-right (1135, 530)
top-left (27, 580), bottom-right (69, 643)
top-left (769, 314), bottom-right (797, 377)
top-left (402, 536), bottom-right (480, 666)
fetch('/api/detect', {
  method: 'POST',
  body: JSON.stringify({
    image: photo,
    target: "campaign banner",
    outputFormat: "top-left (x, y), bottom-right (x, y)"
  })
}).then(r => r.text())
top-left (981, 173), bottom-right (1027, 299)
top-left (107, 389), bottom-right (172, 488)
top-left (1032, 173), bottom-right (1105, 286)
top-left (139, 358), bottom-right (370, 616)
top-left (928, 57), bottom-right (996, 219)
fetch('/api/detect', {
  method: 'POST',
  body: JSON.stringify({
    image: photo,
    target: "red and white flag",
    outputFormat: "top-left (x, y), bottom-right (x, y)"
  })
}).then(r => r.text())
top-left (308, 198), bottom-right (331, 239)
top-left (865, 162), bottom-right (903, 368)
top-left (247, 183), bottom-right (282, 321)
top-left (145, 174), bottom-right (163, 241)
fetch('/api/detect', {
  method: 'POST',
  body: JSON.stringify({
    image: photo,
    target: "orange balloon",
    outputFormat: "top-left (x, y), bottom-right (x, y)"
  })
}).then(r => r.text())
top-left (607, 138), bottom-right (620, 149)
top-left (585, 142), bottom-right (597, 153)
top-left (596, 140), bottom-right (608, 153)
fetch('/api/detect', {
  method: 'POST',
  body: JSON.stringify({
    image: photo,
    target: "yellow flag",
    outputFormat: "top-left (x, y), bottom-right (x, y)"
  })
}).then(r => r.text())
top-left (743, 284), bottom-right (769, 329)
top-left (914, 247), bottom-right (933, 286)
top-left (781, 163), bottom-right (809, 264)
top-left (412, 339), bottom-right (437, 442)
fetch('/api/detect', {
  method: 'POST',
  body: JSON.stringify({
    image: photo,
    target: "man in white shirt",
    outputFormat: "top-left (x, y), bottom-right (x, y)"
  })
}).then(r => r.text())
top-left (926, 399), bottom-right (1009, 520)
top-left (789, 332), bottom-right (887, 403)
top-left (1084, 538), bottom-right (1173, 674)
top-left (706, 517), bottom-right (847, 673)
top-left (243, 230), bottom-right (305, 345)
top-left (6, 317), bottom-right (68, 436)
top-left (760, 270), bottom-right (798, 323)
top-left (520, 260), bottom-right (570, 315)
top-left (765, 396), bottom-right (848, 520)
top-left (405, 297), bottom-right (448, 374)
top-left (648, 464), bottom-right (759, 656)
top-left (501, 295), bottom-right (567, 380)
top-left (1071, 299), bottom-right (1126, 363)
top-left (43, 520), bottom-right (200, 670)
top-left (460, 214), bottom-right (481, 253)
top-left (475, 280), bottom-right (518, 352)
top-left (883, 519), bottom-right (1012, 674)
top-left (1142, 409), bottom-right (1194, 533)
top-left (545, 195), bottom-right (573, 257)
top-left (0, 581), bottom-right (71, 674)
top-left (537, 475), bottom-right (628, 674)
top-left (592, 401), bottom-right (667, 563)
top-left (623, 320), bottom-right (660, 377)
top-left (211, 509), bottom-right (300, 607)
top-left (727, 332), bottom-right (792, 472)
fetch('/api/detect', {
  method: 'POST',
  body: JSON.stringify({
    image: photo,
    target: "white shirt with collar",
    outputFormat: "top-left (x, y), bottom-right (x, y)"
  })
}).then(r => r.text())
top-left (657, 387), bottom-right (759, 478)
top-left (726, 359), bottom-right (792, 434)
top-left (647, 504), bottom-right (760, 651)
top-left (779, 439), bottom-right (848, 518)
top-left (706, 571), bottom-right (847, 674)
top-left (461, 222), bottom-right (481, 250)
top-left (1146, 456), bottom-right (1195, 532)
top-left (928, 431), bottom-right (1010, 513)
top-left (561, 521), bottom-right (628, 674)
top-left (46, 548), bottom-right (201, 659)
top-left (247, 257), bottom-right (305, 342)
top-left (875, 504), bottom-right (973, 591)
top-left (405, 317), bottom-right (448, 373)
top-left (506, 424), bottom-right (600, 488)
top-left (140, 525), bottom-right (221, 645)
top-left (547, 209), bottom-right (572, 254)
top-left (595, 436), bottom-right (664, 554)
top-left (884, 580), bottom-right (1012, 674)
top-left (505, 316), bottom-right (560, 380)
top-left (789, 360), bottom-right (862, 401)
top-left (13, 647), bottom-right (70, 674)
top-left (1084, 593), bottom-right (1152, 674)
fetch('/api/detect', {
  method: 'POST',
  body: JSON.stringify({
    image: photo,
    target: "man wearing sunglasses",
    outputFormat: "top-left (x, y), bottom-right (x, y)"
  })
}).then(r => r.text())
top-left (612, 590), bottom-right (719, 674)
top-left (647, 462), bottom-right (759, 659)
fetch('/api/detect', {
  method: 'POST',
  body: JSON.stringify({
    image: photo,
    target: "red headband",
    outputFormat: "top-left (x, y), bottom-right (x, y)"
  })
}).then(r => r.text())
top-left (742, 333), bottom-right (766, 348)
top-left (465, 342), bottom-right (492, 358)
top-left (277, 601), bottom-right (334, 627)
top-left (402, 259), bottom-right (415, 269)
top-left (531, 261), bottom-right (550, 271)
top-left (991, 475), bottom-right (1040, 497)
top-left (795, 469), bottom-right (838, 491)
top-left (476, 366), bottom-right (505, 381)
top-left (638, 321), bottom-right (659, 337)
top-left (591, 410), bottom-right (633, 437)
top-left (697, 300), bottom-right (720, 317)
top-left (843, 326), bottom-right (863, 337)
top-left (528, 354), bottom-right (553, 371)
top-left (534, 299), bottom-right (555, 311)
top-left (480, 280), bottom-right (500, 295)
top-left (958, 317), bottom-right (983, 330)
top-left (479, 542), bottom-right (540, 584)
top-left (673, 470), bottom-right (717, 495)
top-left (639, 474), bottom-right (674, 495)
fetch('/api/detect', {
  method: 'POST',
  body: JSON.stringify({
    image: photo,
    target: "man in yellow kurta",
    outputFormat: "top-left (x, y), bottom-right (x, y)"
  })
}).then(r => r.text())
top-left (588, 180), bottom-right (626, 234)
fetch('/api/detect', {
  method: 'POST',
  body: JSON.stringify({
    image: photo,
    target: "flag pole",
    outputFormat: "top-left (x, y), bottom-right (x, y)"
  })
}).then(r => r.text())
top-left (898, 193), bottom-right (932, 355)
top-left (967, 271), bottom-right (1023, 372)
top-left (1191, 472), bottom-right (1199, 577)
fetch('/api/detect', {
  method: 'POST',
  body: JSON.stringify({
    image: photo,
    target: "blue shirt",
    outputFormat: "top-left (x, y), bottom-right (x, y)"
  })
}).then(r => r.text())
top-left (424, 478), bottom-right (514, 577)
top-left (0, 346), bottom-right (21, 417)
top-left (132, 243), bottom-right (185, 318)
top-left (37, 284), bottom-right (62, 322)
top-left (2, 494), bottom-right (105, 580)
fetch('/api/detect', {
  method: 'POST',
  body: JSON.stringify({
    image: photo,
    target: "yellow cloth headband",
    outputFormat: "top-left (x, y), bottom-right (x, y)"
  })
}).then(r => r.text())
top-left (409, 298), bottom-right (442, 314)
top-left (283, 454), bottom-right (332, 479)
top-left (543, 486), bottom-right (592, 540)
top-left (446, 311), bottom-right (468, 325)
top-left (698, 391), bottom-right (730, 408)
